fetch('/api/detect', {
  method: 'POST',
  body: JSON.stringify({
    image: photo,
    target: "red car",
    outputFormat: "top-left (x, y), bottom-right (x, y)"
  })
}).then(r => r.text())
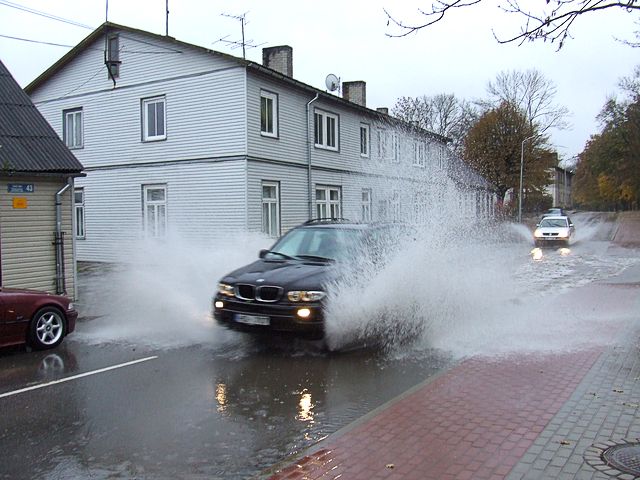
top-left (0, 288), bottom-right (77, 350)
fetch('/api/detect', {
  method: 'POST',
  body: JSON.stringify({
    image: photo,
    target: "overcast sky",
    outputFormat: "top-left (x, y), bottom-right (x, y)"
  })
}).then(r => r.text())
top-left (0, 0), bottom-right (638, 162)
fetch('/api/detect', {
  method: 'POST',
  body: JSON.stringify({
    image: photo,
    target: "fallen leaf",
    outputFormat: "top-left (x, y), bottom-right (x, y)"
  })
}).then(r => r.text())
top-left (559, 440), bottom-right (571, 446)
top-left (613, 389), bottom-right (624, 393)
top-left (386, 464), bottom-right (395, 469)
top-left (623, 402), bottom-right (639, 408)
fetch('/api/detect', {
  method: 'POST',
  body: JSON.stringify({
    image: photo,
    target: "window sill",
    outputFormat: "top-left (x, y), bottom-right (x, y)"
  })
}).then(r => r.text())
top-left (314, 144), bottom-right (339, 152)
top-left (260, 132), bottom-right (279, 139)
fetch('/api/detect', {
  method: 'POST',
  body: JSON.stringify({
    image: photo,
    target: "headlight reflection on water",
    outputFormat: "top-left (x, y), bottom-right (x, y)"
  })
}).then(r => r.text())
top-left (530, 248), bottom-right (543, 261)
top-left (296, 391), bottom-right (314, 422)
top-left (215, 383), bottom-right (228, 413)
top-left (559, 248), bottom-right (571, 256)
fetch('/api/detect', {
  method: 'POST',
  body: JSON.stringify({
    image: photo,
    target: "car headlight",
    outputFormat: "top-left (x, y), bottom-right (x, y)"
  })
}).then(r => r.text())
top-left (67, 303), bottom-right (75, 310)
top-left (287, 290), bottom-right (325, 302)
top-left (217, 283), bottom-right (235, 297)
top-left (558, 230), bottom-right (569, 238)
top-left (534, 229), bottom-right (543, 238)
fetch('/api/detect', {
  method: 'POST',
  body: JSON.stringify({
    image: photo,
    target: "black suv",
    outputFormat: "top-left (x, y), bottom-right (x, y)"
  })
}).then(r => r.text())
top-left (213, 219), bottom-right (405, 339)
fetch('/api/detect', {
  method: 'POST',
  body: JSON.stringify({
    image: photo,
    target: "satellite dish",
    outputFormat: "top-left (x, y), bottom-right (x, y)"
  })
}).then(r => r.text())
top-left (325, 73), bottom-right (340, 92)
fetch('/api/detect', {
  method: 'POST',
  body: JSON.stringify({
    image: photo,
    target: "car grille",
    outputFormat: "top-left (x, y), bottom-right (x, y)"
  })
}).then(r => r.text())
top-left (235, 284), bottom-right (282, 302)
top-left (543, 233), bottom-right (559, 237)
top-left (256, 286), bottom-right (282, 302)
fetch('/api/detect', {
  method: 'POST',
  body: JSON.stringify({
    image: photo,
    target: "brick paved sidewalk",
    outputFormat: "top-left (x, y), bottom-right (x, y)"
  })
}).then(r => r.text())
top-left (264, 350), bottom-right (603, 480)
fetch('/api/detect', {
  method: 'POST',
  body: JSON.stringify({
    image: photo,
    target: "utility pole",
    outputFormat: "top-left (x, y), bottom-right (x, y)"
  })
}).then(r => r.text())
top-left (166, 0), bottom-right (169, 36)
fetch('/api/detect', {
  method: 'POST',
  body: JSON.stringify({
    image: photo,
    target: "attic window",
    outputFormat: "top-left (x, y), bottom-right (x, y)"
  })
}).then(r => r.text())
top-left (107, 34), bottom-right (120, 78)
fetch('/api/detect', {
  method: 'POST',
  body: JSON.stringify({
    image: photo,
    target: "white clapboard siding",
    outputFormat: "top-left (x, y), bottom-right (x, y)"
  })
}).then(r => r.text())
top-left (34, 66), bottom-right (247, 170)
top-left (0, 178), bottom-right (75, 297)
top-left (29, 29), bottom-right (241, 101)
top-left (75, 160), bottom-right (247, 262)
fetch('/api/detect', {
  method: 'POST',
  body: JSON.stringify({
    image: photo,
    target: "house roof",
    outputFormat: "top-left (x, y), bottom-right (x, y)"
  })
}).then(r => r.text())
top-left (0, 60), bottom-right (84, 175)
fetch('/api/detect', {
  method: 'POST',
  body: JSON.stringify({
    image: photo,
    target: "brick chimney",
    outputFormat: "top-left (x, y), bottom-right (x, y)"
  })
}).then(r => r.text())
top-left (376, 107), bottom-right (389, 115)
top-left (342, 81), bottom-right (366, 107)
top-left (262, 46), bottom-right (293, 77)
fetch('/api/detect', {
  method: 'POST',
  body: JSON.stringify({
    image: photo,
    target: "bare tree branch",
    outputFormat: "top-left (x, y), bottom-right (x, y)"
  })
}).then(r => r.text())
top-left (385, 0), bottom-right (640, 48)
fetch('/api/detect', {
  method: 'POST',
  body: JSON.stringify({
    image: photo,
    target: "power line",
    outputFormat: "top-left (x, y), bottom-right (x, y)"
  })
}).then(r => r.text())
top-left (0, 33), bottom-right (183, 55)
top-left (0, 0), bottom-right (94, 29)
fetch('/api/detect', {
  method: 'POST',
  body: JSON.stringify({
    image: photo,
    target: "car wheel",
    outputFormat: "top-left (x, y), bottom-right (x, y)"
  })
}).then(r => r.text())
top-left (29, 307), bottom-right (66, 350)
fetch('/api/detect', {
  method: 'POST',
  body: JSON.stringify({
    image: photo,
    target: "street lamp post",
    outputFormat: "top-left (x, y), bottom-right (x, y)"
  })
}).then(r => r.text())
top-left (518, 135), bottom-right (537, 223)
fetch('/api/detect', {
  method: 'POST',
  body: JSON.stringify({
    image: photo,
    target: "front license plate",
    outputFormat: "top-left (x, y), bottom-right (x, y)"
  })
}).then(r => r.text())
top-left (235, 314), bottom-right (270, 326)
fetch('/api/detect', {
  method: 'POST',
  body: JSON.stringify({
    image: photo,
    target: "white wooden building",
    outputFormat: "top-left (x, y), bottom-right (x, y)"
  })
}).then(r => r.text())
top-left (26, 23), bottom-right (494, 263)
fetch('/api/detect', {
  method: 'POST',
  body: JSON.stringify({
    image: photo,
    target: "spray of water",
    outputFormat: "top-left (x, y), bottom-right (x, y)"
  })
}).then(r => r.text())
top-left (76, 232), bottom-right (272, 348)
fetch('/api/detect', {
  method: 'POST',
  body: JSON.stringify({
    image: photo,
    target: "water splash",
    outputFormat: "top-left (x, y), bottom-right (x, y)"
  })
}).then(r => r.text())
top-left (76, 232), bottom-right (272, 348)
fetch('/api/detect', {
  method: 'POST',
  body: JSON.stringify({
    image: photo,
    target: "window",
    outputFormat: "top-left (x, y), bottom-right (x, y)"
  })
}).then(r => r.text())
top-left (260, 91), bottom-right (278, 137)
top-left (413, 141), bottom-right (425, 167)
top-left (360, 124), bottom-right (369, 157)
top-left (378, 130), bottom-right (399, 162)
top-left (63, 108), bottom-right (83, 149)
top-left (142, 96), bottom-right (166, 141)
top-left (361, 189), bottom-right (372, 222)
top-left (314, 110), bottom-right (338, 150)
top-left (262, 181), bottom-right (280, 237)
top-left (143, 184), bottom-right (167, 238)
top-left (315, 186), bottom-right (341, 219)
top-left (107, 34), bottom-right (120, 78)
top-left (74, 188), bottom-right (85, 239)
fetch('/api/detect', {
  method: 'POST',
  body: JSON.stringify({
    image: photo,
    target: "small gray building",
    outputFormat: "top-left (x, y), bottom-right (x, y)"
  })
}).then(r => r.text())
top-left (0, 60), bottom-right (84, 297)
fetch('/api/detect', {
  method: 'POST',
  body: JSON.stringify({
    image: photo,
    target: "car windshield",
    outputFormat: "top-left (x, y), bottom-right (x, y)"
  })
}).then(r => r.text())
top-left (539, 218), bottom-right (568, 228)
top-left (267, 227), bottom-right (367, 262)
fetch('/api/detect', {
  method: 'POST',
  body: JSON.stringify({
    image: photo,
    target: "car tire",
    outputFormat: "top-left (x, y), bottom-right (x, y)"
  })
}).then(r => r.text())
top-left (29, 307), bottom-right (66, 350)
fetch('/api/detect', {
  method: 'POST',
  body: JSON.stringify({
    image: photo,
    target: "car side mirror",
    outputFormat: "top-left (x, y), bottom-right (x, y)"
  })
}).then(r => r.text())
top-left (259, 249), bottom-right (268, 259)
top-left (569, 224), bottom-right (574, 227)
top-left (536, 223), bottom-right (540, 227)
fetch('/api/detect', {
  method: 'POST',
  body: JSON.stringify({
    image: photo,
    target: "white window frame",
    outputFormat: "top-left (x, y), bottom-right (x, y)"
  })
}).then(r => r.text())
top-left (63, 108), bottom-right (83, 149)
top-left (142, 96), bottom-right (166, 142)
top-left (260, 91), bottom-right (278, 138)
top-left (378, 130), bottom-right (399, 162)
top-left (261, 181), bottom-right (280, 237)
top-left (361, 188), bottom-right (372, 222)
top-left (74, 188), bottom-right (85, 239)
top-left (413, 141), bottom-right (425, 167)
top-left (360, 124), bottom-right (370, 158)
top-left (315, 185), bottom-right (341, 219)
top-left (314, 110), bottom-right (339, 151)
top-left (143, 184), bottom-right (168, 238)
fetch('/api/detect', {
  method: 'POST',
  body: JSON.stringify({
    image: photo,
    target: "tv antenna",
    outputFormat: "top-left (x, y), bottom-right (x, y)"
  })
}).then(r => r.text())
top-left (215, 12), bottom-right (265, 59)
top-left (325, 73), bottom-right (340, 94)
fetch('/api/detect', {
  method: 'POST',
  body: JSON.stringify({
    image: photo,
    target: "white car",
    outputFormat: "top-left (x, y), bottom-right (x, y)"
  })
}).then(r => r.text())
top-left (534, 215), bottom-right (575, 247)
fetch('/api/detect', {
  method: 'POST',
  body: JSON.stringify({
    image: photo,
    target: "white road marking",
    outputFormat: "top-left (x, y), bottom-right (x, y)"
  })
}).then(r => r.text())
top-left (0, 355), bottom-right (158, 399)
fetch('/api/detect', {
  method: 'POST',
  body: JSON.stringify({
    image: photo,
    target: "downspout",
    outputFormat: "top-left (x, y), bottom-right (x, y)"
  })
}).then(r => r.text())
top-left (306, 93), bottom-right (320, 219)
top-left (55, 179), bottom-right (72, 295)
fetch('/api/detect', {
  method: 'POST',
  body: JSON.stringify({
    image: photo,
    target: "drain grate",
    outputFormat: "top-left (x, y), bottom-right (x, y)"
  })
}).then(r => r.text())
top-left (603, 444), bottom-right (640, 476)
top-left (585, 440), bottom-right (640, 478)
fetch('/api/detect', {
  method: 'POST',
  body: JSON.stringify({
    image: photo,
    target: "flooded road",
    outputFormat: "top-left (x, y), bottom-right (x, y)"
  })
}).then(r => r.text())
top-left (1, 211), bottom-right (638, 479)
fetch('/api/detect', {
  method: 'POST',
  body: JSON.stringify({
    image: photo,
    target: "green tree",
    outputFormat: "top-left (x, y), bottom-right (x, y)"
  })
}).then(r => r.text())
top-left (463, 102), bottom-right (554, 211)
top-left (574, 68), bottom-right (640, 210)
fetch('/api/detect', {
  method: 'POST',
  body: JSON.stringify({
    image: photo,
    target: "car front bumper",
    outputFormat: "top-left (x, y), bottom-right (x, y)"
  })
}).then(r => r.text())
top-left (212, 295), bottom-right (324, 338)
